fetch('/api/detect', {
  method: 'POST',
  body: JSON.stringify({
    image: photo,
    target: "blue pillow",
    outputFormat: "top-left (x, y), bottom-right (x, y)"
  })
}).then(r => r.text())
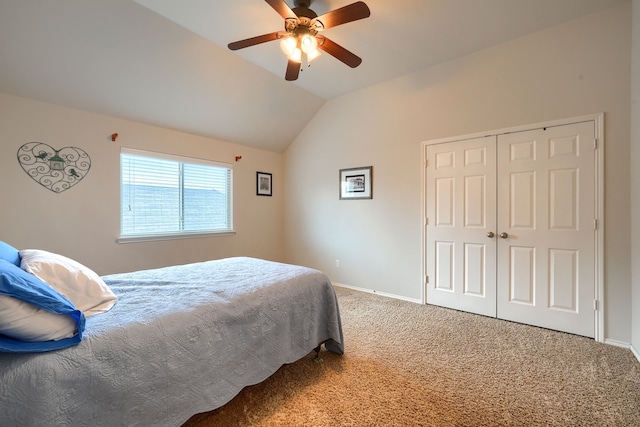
top-left (0, 260), bottom-right (85, 353)
top-left (0, 241), bottom-right (21, 267)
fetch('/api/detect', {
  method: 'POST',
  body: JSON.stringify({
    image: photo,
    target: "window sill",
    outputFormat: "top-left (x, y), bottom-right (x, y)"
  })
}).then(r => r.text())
top-left (116, 230), bottom-right (235, 244)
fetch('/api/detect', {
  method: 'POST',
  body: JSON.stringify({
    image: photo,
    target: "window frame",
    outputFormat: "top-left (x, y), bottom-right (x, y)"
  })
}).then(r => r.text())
top-left (117, 147), bottom-right (234, 243)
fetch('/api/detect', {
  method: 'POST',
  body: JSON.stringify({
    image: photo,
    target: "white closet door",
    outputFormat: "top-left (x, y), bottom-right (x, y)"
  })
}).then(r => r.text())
top-left (496, 122), bottom-right (596, 337)
top-left (426, 136), bottom-right (497, 317)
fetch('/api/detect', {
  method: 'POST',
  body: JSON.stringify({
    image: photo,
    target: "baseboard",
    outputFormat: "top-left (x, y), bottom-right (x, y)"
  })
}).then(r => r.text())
top-left (604, 338), bottom-right (631, 349)
top-left (631, 344), bottom-right (640, 364)
top-left (332, 282), bottom-right (422, 304)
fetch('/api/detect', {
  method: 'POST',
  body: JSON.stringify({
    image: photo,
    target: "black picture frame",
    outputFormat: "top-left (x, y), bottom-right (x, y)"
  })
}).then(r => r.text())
top-left (339, 166), bottom-right (372, 200)
top-left (257, 171), bottom-right (272, 196)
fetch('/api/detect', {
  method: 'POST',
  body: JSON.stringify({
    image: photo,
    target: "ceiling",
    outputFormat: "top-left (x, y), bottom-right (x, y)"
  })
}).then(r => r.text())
top-left (0, 0), bottom-right (627, 152)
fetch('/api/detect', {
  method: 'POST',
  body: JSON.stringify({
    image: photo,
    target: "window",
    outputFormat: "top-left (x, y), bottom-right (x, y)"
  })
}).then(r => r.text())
top-left (119, 148), bottom-right (233, 242)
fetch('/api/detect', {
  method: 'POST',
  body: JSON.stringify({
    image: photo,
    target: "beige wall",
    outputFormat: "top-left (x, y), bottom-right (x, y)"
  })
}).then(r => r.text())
top-left (284, 3), bottom-right (633, 343)
top-left (0, 92), bottom-right (284, 275)
top-left (631, 0), bottom-right (640, 356)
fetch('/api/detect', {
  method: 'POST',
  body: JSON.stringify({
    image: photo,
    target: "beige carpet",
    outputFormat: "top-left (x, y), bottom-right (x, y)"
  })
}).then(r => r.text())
top-left (184, 286), bottom-right (640, 426)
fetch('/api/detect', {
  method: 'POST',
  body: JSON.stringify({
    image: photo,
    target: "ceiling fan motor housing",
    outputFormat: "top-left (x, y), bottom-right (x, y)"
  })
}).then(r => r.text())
top-left (292, 0), bottom-right (317, 18)
top-left (292, 9), bottom-right (317, 19)
top-left (293, 0), bottom-right (312, 8)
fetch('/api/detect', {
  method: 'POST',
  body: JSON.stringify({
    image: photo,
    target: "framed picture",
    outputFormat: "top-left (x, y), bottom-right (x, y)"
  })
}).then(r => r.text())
top-left (256, 171), bottom-right (272, 196)
top-left (339, 166), bottom-right (372, 200)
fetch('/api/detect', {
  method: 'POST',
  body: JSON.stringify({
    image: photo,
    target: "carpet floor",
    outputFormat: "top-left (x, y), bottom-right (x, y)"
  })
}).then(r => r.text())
top-left (183, 286), bottom-right (640, 426)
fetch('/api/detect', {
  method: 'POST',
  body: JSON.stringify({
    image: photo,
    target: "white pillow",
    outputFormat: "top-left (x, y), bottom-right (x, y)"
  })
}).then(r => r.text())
top-left (20, 249), bottom-right (117, 317)
top-left (0, 295), bottom-right (76, 342)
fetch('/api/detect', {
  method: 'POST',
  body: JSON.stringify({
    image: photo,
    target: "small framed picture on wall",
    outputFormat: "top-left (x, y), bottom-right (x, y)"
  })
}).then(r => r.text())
top-left (256, 171), bottom-right (272, 196)
top-left (339, 166), bottom-right (372, 200)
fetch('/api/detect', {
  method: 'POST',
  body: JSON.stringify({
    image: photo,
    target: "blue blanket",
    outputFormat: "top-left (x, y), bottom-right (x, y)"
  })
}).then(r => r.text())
top-left (0, 260), bottom-right (85, 352)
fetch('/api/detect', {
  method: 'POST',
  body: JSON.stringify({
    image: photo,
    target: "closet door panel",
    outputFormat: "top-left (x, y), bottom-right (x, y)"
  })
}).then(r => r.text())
top-left (496, 122), bottom-right (595, 337)
top-left (426, 136), bottom-right (497, 317)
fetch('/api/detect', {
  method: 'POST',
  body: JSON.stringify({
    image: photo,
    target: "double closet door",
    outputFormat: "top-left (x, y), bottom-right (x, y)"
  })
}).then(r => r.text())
top-left (425, 121), bottom-right (596, 337)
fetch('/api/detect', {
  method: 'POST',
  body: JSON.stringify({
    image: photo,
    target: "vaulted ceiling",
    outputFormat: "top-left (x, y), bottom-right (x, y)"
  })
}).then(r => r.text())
top-left (0, 0), bottom-right (627, 152)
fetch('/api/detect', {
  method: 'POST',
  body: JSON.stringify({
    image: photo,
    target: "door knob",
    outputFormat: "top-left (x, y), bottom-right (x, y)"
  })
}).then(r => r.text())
top-left (486, 231), bottom-right (495, 238)
top-left (500, 232), bottom-right (509, 239)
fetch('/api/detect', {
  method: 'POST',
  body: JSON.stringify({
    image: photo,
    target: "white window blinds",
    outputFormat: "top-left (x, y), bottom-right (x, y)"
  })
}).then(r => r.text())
top-left (120, 148), bottom-right (233, 240)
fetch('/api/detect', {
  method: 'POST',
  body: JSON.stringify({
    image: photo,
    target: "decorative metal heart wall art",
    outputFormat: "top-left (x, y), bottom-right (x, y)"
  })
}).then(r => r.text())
top-left (17, 142), bottom-right (91, 193)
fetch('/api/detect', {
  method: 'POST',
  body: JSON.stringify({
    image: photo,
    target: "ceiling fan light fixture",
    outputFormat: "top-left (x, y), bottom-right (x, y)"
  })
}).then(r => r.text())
top-left (280, 33), bottom-right (318, 63)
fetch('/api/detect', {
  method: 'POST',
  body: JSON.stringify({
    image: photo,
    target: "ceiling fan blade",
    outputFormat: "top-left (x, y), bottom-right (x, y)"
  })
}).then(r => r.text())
top-left (315, 1), bottom-right (370, 30)
top-left (265, 0), bottom-right (296, 20)
top-left (228, 32), bottom-right (280, 51)
top-left (285, 59), bottom-right (301, 81)
top-left (317, 36), bottom-right (362, 68)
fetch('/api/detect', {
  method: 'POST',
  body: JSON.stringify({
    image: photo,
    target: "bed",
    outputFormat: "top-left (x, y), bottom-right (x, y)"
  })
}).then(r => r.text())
top-left (0, 256), bottom-right (344, 426)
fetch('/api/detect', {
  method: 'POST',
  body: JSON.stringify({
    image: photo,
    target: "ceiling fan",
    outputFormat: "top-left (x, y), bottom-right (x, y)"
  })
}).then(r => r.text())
top-left (228, 0), bottom-right (371, 81)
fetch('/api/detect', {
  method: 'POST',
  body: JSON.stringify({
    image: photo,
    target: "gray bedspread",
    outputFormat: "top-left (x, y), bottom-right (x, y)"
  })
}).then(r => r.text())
top-left (0, 257), bottom-right (344, 426)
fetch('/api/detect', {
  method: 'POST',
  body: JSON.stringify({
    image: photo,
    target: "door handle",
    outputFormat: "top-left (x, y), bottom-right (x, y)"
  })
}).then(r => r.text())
top-left (486, 231), bottom-right (495, 238)
top-left (500, 232), bottom-right (509, 239)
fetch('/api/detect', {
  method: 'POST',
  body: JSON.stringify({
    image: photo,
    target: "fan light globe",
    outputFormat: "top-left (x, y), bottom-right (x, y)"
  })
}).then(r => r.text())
top-left (300, 34), bottom-right (318, 53)
top-left (279, 37), bottom-right (297, 57)
top-left (289, 47), bottom-right (302, 63)
top-left (306, 48), bottom-right (321, 62)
